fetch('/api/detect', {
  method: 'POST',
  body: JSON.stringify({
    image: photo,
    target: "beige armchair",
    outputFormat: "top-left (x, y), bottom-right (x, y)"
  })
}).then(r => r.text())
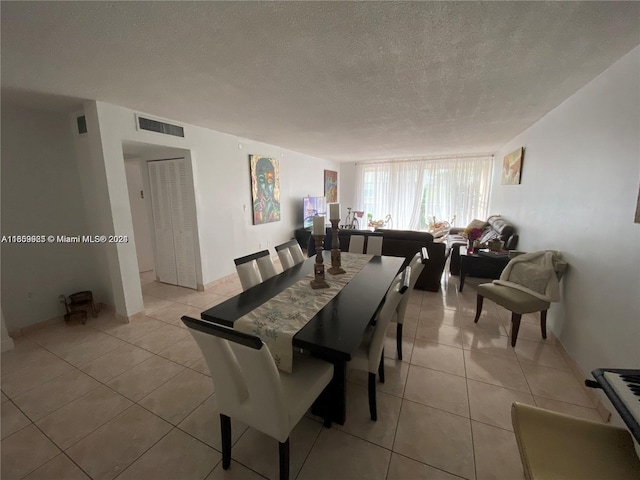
top-left (474, 251), bottom-right (567, 347)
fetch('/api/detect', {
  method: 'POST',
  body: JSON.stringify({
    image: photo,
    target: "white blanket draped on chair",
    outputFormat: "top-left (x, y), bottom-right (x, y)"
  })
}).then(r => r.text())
top-left (494, 250), bottom-right (566, 302)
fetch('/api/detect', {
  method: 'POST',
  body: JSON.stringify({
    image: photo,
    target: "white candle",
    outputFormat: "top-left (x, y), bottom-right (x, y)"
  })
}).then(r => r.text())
top-left (329, 203), bottom-right (340, 221)
top-left (312, 215), bottom-right (324, 235)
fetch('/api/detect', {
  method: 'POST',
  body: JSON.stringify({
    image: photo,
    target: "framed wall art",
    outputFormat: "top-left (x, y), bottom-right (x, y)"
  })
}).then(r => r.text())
top-left (635, 184), bottom-right (640, 223)
top-left (501, 147), bottom-right (524, 185)
top-left (250, 155), bottom-right (280, 224)
top-left (324, 169), bottom-right (338, 203)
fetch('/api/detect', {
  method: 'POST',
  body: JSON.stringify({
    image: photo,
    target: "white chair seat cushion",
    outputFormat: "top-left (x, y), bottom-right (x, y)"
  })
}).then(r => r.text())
top-left (281, 353), bottom-right (334, 429)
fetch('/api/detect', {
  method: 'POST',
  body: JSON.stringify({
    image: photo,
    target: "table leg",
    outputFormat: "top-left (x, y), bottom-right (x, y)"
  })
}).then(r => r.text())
top-left (312, 359), bottom-right (347, 425)
top-left (459, 269), bottom-right (466, 292)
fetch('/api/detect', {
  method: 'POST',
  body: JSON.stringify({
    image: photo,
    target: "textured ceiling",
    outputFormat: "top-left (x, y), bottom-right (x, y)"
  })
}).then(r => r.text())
top-left (2, 1), bottom-right (639, 162)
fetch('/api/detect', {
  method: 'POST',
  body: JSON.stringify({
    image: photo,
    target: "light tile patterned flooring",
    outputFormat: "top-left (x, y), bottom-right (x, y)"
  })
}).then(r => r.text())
top-left (1, 270), bottom-right (603, 480)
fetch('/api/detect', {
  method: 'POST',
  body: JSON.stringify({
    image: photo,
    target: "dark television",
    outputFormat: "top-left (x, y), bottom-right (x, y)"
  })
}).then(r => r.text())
top-left (303, 196), bottom-right (327, 228)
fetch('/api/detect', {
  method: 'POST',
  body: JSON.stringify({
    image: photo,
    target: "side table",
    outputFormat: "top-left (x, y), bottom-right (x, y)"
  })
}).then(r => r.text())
top-left (459, 249), bottom-right (511, 292)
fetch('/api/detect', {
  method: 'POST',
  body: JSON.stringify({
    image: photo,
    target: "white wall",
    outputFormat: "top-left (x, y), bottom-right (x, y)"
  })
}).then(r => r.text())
top-left (339, 162), bottom-right (358, 213)
top-left (1, 308), bottom-right (15, 352)
top-left (85, 101), bottom-right (340, 316)
top-left (1, 105), bottom-right (105, 330)
top-left (490, 46), bottom-right (640, 373)
top-left (124, 160), bottom-right (154, 273)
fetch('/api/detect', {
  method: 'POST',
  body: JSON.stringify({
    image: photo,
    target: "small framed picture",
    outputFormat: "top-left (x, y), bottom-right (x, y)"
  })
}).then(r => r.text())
top-left (502, 147), bottom-right (524, 185)
top-left (324, 170), bottom-right (338, 203)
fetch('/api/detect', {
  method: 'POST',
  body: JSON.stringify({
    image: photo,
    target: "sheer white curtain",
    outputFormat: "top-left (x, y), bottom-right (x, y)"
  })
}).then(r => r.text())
top-left (355, 160), bottom-right (425, 230)
top-left (355, 155), bottom-right (493, 230)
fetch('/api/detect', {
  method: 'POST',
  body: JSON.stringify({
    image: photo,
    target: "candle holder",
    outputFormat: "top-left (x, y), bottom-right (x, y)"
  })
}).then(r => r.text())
top-left (310, 235), bottom-right (330, 289)
top-left (327, 219), bottom-right (345, 275)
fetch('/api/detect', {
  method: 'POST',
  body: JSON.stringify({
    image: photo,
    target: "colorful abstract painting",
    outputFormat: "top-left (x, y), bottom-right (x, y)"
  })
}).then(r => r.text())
top-left (501, 147), bottom-right (524, 185)
top-left (250, 155), bottom-right (280, 224)
top-left (324, 170), bottom-right (338, 203)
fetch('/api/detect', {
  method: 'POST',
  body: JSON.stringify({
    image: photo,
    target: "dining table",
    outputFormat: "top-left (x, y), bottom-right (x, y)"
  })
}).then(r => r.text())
top-left (201, 250), bottom-right (405, 425)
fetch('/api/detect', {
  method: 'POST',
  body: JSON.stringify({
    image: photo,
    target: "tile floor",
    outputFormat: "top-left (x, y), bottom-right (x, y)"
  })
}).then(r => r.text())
top-left (1, 269), bottom-right (603, 480)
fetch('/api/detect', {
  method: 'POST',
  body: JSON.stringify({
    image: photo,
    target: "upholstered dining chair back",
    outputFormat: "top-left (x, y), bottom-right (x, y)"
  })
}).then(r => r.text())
top-left (181, 316), bottom-right (333, 479)
top-left (365, 273), bottom-right (407, 373)
top-left (256, 255), bottom-right (277, 281)
top-left (366, 236), bottom-right (383, 255)
top-left (348, 267), bottom-right (409, 420)
top-left (348, 234), bottom-right (365, 254)
top-left (393, 248), bottom-right (428, 359)
top-left (235, 261), bottom-right (262, 291)
top-left (234, 250), bottom-right (275, 291)
top-left (275, 240), bottom-right (305, 271)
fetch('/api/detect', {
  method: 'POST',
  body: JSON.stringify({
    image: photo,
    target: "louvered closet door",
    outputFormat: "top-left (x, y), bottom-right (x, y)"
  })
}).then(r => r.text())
top-left (148, 161), bottom-right (178, 285)
top-left (169, 159), bottom-right (197, 289)
top-left (148, 159), bottom-right (198, 289)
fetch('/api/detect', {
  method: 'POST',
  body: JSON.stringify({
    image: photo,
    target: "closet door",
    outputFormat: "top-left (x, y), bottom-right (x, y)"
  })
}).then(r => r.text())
top-left (148, 161), bottom-right (178, 285)
top-left (148, 159), bottom-right (198, 289)
top-left (169, 159), bottom-right (197, 289)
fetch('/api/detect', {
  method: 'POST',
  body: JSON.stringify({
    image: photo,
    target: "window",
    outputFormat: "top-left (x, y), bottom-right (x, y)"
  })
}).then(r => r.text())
top-left (355, 155), bottom-right (493, 230)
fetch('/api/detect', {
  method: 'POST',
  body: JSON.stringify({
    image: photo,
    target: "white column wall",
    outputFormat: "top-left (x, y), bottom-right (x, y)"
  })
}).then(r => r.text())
top-left (1, 308), bottom-right (15, 352)
top-left (87, 101), bottom-right (340, 317)
top-left (339, 162), bottom-right (358, 215)
top-left (1, 105), bottom-right (105, 330)
top-left (490, 46), bottom-right (640, 372)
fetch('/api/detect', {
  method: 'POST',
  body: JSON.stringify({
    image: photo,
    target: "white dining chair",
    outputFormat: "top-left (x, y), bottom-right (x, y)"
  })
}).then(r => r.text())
top-left (234, 250), bottom-right (276, 291)
top-left (182, 316), bottom-right (334, 480)
top-left (348, 234), bottom-right (365, 254)
top-left (275, 240), bottom-right (305, 270)
top-left (366, 235), bottom-right (383, 255)
top-left (348, 267), bottom-right (409, 420)
top-left (393, 248), bottom-right (428, 360)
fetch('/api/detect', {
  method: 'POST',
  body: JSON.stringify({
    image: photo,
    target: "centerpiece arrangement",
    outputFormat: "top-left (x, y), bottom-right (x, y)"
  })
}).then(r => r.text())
top-left (367, 213), bottom-right (392, 229)
top-left (428, 215), bottom-right (456, 238)
top-left (463, 226), bottom-right (483, 253)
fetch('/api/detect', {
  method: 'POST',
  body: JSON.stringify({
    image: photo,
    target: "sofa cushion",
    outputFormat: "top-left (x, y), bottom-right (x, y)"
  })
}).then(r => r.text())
top-left (480, 228), bottom-right (500, 244)
top-left (466, 218), bottom-right (489, 231)
top-left (487, 215), bottom-right (515, 241)
top-left (374, 229), bottom-right (446, 292)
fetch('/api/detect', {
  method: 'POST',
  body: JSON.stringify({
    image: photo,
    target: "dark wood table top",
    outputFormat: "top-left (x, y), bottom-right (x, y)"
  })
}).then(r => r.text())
top-left (201, 251), bottom-right (405, 362)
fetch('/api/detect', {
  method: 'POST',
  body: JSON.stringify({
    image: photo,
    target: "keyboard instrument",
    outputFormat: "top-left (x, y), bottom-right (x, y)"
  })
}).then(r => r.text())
top-left (588, 368), bottom-right (640, 443)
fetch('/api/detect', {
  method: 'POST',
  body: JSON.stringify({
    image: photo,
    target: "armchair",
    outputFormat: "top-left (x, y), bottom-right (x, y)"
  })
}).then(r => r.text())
top-left (474, 251), bottom-right (567, 347)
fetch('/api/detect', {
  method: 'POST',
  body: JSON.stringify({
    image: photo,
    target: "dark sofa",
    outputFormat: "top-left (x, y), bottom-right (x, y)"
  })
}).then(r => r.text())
top-left (446, 215), bottom-right (519, 275)
top-left (335, 229), bottom-right (446, 291)
top-left (306, 228), bottom-right (447, 291)
top-left (375, 229), bottom-right (446, 291)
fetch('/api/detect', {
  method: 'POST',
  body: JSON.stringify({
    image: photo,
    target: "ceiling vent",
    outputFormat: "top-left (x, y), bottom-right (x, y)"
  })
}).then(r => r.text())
top-left (136, 115), bottom-right (184, 138)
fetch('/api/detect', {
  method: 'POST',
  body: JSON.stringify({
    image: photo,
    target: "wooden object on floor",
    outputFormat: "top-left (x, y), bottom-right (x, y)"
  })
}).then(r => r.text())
top-left (60, 291), bottom-right (99, 324)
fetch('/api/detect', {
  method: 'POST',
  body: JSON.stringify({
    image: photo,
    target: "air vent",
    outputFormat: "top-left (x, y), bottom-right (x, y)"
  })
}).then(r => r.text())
top-left (137, 116), bottom-right (184, 138)
top-left (76, 115), bottom-right (87, 134)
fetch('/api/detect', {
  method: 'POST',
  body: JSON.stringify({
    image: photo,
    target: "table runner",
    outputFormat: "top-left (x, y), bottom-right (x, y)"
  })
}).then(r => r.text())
top-left (234, 253), bottom-right (373, 372)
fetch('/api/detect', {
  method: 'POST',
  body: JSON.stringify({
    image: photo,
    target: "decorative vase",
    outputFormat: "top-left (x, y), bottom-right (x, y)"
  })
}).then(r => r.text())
top-left (467, 239), bottom-right (474, 254)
